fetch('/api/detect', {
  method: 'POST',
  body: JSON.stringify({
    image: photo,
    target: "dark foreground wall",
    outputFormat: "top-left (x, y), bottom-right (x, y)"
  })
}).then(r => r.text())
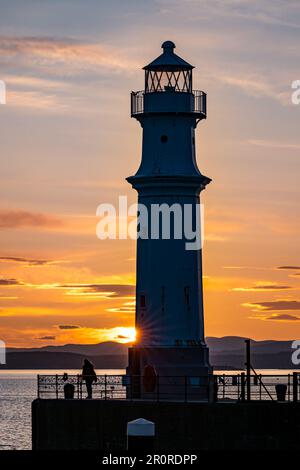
top-left (32, 399), bottom-right (300, 450)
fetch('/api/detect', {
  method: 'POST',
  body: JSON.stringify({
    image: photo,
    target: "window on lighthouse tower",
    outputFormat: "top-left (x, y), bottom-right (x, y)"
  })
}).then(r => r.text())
top-left (161, 286), bottom-right (165, 312)
top-left (140, 294), bottom-right (146, 308)
top-left (184, 286), bottom-right (191, 311)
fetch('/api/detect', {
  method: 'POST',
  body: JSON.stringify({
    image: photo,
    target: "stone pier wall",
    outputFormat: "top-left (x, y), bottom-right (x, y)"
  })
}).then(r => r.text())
top-left (32, 399), bottom-right (300, 450)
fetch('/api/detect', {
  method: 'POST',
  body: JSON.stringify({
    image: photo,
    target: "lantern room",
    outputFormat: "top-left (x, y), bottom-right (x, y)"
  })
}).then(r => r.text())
top-left (144, 41), bottom-right (193, 93)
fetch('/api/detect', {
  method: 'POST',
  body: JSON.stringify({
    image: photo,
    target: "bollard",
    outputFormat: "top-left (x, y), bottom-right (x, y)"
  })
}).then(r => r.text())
top-left (64, 383), bottom-right (75, 399)
top-left (275, 384), bottom-right (287, 401)
top-left (63, 373), bottom-right (75, 399)
top-left (127, 418), bottom-right (155, 451)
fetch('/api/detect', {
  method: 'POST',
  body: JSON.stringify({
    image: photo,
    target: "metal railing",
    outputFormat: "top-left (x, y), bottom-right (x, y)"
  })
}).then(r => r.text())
top-left (37, 373), bottom-right (300, 402)
top-left (193, 90), bottom-right (207, 117)
top-left (131, 90), bottom-right (207, 117)
top-left (215, 372), bottom-right (299, 402)
top-left (131, 91), bottom-right (144, 115)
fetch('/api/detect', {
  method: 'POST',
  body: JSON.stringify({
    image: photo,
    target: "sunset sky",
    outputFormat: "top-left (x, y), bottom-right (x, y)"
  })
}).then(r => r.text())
top-left (0, 0), bottom-right (300, 347)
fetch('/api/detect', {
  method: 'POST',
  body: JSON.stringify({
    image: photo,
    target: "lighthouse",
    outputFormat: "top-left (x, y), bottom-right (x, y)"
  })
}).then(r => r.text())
top-left (127, 41), bottom-right (212, 400)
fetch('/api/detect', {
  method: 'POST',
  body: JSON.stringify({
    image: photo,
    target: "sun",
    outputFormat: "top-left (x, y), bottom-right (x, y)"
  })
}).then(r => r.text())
top-left (112, 327), bottom-right (136, 344)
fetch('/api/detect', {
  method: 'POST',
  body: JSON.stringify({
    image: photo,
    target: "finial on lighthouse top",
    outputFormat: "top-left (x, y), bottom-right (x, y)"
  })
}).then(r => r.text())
top-left (162, 40), bottom-right (176, 52)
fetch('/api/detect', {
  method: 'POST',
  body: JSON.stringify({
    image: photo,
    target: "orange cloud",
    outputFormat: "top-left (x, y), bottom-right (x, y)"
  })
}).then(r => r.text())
top-left (0, 36), bottom-right (137, 74)
top-left (0, 256), bottom-right (62, 266)
top-left (37, 335), bottom-right (56, 340)
top-left (0, 278), bottom-right (22, 286)
top-left (248, 140), bottom-right (300, 151)
top-left (277, 266), bottom-right (300, 270)
top-left (0, 209), bottom-right (62, 229)
top-left (266, 314), bottom-right (300, 322)
top-left (58, 325), bottom-right (81, 330)
top-left (7, 90), bottom-right (68, 111)
top-left (233, 283), bottom-right (293, 292)
top-left (243, 300), bottom-right (300, 312)
top-left (216, 73), bottom-right (290, 106)
top-left (62, 283), bottom-right (135, 298)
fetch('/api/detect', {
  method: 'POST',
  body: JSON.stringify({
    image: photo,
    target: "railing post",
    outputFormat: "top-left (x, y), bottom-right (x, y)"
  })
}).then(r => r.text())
top-left (240, 372), bottom-right (245, 402)
top-left (245, 339), bottom-right (251, 401)
top-left (293, 372), bottom-right (298, 402)
top-left (213, 375), bottom-right (218, 402)
top-left (259, 374), bottom-right (262, 400)
top-left (104, 374), bottom-right (107, 400)
top-left (37, 374), bottom-right (40, 399)
top-left (77, 374), bottom-right (80, 399)
top-left (55, 374), bottom-right (58, 399)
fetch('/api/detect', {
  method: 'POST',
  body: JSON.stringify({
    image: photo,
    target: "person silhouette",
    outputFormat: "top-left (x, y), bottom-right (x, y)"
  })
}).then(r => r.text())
top-left (81, 359), bottom-right (97, 399)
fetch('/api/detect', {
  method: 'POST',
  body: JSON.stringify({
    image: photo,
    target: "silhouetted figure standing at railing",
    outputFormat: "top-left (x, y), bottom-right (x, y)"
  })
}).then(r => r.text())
top-left (82, 359), bottom-right (97, 399)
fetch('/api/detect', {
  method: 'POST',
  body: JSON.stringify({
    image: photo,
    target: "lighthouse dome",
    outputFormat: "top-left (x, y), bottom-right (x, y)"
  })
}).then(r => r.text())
top-left (161, 40), bottom-right (176, 51)
top-left (144, 41), bottom-right (194, 71)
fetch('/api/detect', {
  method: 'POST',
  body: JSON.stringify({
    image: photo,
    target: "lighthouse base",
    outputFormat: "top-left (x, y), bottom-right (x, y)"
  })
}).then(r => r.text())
top-left (127, 346), bottom-right (213, 401)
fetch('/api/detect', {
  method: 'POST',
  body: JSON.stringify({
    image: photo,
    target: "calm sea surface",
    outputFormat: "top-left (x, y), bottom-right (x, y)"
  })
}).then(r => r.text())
top-left (0, 369), bottom-right (124, 450)
top-left (0, 369), bottom-right (297, 450)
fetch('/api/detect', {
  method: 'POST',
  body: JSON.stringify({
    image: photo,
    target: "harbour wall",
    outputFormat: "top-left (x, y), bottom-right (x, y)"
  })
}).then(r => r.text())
top-left (32, 399), bottom-right (300, 450)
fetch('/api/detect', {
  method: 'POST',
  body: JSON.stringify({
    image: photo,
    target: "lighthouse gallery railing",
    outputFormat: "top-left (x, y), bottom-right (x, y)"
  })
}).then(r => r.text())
top-left (131, 90), bottom-right (207, 117)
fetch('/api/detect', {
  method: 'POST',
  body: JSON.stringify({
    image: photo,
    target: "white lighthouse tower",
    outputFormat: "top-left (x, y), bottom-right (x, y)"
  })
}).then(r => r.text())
top-left (127, 41), bottom-right (212, 400)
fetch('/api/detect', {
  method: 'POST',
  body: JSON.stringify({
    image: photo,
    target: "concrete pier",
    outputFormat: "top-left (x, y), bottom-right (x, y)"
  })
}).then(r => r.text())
top-left (32, 399), bottom-right (300, 450)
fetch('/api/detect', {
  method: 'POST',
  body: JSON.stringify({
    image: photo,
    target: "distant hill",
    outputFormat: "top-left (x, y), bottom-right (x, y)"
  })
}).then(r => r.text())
top-left (206, 336), bottom-right (294, 355)
top-left (7, 341), bottom-right (129, 356)
top-left (2, 351), bottom-right (128, 370)
top-left (1, 337), bottom-right (299, 370)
